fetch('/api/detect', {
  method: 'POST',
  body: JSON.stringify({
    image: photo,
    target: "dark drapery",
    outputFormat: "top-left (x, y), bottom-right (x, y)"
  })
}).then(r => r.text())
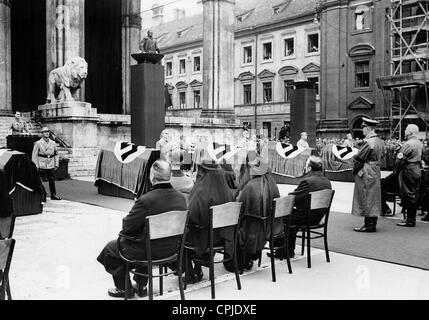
top-left (85, 0), bottom-right (122, 114)
top-left (10, 0), bottom-right (47, 112)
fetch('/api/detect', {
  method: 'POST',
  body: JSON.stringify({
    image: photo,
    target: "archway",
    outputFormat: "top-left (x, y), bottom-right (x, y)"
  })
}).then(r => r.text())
top-left (85, 0), bottom-right (123, 114)
top-left (350, 116), bottom-right (365, 139)
top-left (10, 0), bottom-right (47, 112)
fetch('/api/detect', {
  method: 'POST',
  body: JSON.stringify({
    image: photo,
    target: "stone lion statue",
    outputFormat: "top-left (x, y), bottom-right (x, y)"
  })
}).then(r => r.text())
top-left (46, 57), bottom-right (88, 103)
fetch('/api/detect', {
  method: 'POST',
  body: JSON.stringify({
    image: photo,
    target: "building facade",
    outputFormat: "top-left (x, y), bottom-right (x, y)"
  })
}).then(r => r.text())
top-left (318, 0), bottom-right (392, 138)
top-left (152, 0), bottom-right (321, 139)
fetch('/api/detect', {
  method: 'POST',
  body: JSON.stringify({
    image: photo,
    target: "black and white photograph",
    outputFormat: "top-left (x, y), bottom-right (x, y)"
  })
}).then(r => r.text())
top-left (0, 0), bottom-right (429, 305)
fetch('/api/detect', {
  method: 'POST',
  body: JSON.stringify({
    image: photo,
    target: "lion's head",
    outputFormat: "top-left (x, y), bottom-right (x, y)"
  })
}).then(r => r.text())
top-left (65, 57), bottom-right (88, 81)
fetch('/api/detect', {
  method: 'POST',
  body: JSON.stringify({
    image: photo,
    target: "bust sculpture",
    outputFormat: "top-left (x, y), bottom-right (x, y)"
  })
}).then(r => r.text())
top-left (133, 30), bottom-right (164, 64)
top-left (139, 30), bottom-right (160, 54)
top-left (46, 57), bottom-right (88, 103)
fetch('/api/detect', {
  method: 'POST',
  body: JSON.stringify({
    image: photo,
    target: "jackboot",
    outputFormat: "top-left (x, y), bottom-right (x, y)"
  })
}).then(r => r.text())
top-left (354, 217), bottom-right (376, 233)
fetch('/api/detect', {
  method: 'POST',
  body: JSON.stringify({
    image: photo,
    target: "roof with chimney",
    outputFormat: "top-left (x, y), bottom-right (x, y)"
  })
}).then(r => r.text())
top-left (144, 0), bottom-right (319, 51)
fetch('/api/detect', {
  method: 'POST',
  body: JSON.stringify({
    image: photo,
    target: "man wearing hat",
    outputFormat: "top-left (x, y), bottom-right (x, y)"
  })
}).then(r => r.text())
top-left (32, 127), bottom-right (61, 201)
top-left (395, 124), bottom-right (423, 227)
top-left (352, 118), bottom-right (385, 232)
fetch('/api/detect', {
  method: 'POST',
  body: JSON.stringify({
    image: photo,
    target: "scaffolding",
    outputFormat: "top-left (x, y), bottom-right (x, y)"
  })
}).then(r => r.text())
top-left (378, 0), bottom-right (429, 140)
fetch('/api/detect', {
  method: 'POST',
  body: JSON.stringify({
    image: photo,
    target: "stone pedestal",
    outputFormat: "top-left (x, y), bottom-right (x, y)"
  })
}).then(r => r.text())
top-left (290, 81), bottom-right (317, 147)
top-left (38, 102), bottom-right (98, 148)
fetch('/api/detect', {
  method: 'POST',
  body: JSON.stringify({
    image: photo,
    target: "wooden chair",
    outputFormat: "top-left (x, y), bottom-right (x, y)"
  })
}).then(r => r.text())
top-left (0, 215), bottom-right (16, 240)
top-left (260, 195), bottom-right (295, 282)
top-left (118, 210), bottom-right (189, 300)
top-left (185, 202), bottom-right (242, 299)
top-left (384, 191), bottom-right (400, 217)
top-left (294, 189), bottom-right (335, 268)
top-left (0, 239), bottom-right (15, 300)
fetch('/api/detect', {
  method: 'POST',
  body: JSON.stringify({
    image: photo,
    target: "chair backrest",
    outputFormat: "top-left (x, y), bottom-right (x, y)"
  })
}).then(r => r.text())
top-left (0, 239), bottom-right (15, 271)
top-left (147, 210), bottom-right (189, 241)
top-left (0, 215), bottom-right (15, 239)
top-left (310, 189), bottom-right (335, 211)
top-left (211, 202), bottom-right (242, 229)
top-left (273, 195), bottom-right (295, 219)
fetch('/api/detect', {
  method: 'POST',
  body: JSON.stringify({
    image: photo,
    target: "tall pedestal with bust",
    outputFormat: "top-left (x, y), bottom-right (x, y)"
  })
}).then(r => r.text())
top-left (290, 81), bottom-right (317, 147)
top-left (130, 54), bottom-right (165, 148)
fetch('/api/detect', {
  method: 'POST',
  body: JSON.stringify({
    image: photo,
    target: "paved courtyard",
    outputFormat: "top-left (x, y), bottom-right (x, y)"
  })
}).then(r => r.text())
top-left (8, 176), bottom-right (429, 300)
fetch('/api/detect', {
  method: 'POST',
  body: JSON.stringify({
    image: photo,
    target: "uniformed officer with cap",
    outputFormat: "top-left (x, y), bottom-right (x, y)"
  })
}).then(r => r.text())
top-left (32, 127), bottom-right (61, 201)
top-left (352, 117), bottom-right (385, 232)
top-left (396, 124), bottom-right (423, 227)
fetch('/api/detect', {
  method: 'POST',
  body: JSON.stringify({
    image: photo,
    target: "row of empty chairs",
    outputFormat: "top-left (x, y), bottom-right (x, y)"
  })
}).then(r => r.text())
top-left (118, 189), bottom-right (335, 300)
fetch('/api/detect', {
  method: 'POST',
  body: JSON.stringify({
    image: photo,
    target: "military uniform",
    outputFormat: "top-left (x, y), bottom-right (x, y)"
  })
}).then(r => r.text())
top-left (395, 136), bottom-right (423, 226)
top-left (32, 135), bottom-right (60, 201)
top-left (10, 119), bottom-right (29, 135)
top-left (352, 118), bottom-right (385, 232)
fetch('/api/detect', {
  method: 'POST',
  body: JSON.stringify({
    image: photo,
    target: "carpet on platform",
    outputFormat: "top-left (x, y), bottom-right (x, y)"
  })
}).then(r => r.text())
top-left (311, 212), bottom-right (429, 270)
top-left (44, 179), bottom-right (134, 213)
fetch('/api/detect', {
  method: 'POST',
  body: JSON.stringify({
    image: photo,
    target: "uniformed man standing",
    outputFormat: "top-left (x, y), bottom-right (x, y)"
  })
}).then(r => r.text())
top-left (9, 111), bottom-right (30, 135)
top-left (396, 124), bottom-right (423, 227)
top-left (32, 127), bottom-right (61, 201)
top-left (352, 118), bottom-right (385, 232)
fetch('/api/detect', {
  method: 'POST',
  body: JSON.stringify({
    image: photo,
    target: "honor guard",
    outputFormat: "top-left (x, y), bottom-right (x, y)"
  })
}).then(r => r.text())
top-left (32, 127), bottom-right (61, 201)
top-left (352, 118), bottom-right (385, 232)
top-left (396, 124), bottom-right (423, 227)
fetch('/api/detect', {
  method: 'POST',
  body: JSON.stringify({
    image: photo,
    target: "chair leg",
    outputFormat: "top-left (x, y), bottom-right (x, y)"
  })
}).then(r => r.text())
top-left (210, 251), bottom-right (215, 299)
top-left (301, 230), bottom-right (305, 256)
top-left (307, 227), bottom-right (311, 268)
top-left (159, 266), bottom-right (163, 296)
top-left (393, 197), bottom-right (396, 216)
top-left (233, 245), bottom-right (242, 290)
top-left (124, 262), bottom-right (130, 301)
top-left (285, 237), bottom-right (292, 274)
top-left (324, 232), bottom-right (330, 263)
top-left (178, 259), bottom-right (185, 301)
top-left (269, 240), bottom-right (276, 282)
top-left (184, 249), bottom-right (188, 290)
top-left (148, 265), bottom-right (154, 300)
top-left (5, 276), bottom-right (12, 300)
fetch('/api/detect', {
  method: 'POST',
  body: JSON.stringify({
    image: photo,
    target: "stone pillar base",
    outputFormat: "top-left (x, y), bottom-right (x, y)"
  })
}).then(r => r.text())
top-left (37, 102), bottom-right (99, 148)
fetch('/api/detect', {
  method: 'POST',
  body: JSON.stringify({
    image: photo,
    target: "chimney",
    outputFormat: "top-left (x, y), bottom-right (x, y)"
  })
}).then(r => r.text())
top-left (151, 3), bottom-right (164, 25)
top-left (173, 8), bottom-right (186, 20)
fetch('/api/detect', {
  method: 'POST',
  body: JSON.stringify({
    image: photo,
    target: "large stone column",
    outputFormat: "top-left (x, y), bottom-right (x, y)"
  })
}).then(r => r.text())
top-left (0, 0), bottom-right (11, 115)
top-left (201, 0), bottom-right (235, 119)
top-left (122, 0), bottom-right (141, 115)
top-left (46, 0), bottom-right (85, 100)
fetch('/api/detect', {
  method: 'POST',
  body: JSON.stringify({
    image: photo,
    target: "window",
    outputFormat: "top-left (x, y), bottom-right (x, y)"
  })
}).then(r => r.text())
top-left (263, 82), bottom-right (272, 102)
top-left (166, 61), bottom-right (172, 77)
top-left (193, 90), bottom-right (201, 108)
top-left (263, 122), bottom-right (272, 139)
top-left (243, 84), bottom-right (252, 105)
top-left (284, 38), bottom-right (294, 57)
top-left (179, 92), bottom-right (186, 109)
top-left (355, 5), bottom-right (370, 30)
top-left (263, 42), bottom-right (272, 60)
top-left (307, 77), bottom-right (319, 95)
top-left (193, 56), bottom-right (201, 72)
top-left (243, 46), bottom-right (253, 64)
top-left (355, 61), bottom-right (370, 88)
top-left (179, 59), bottom-right (186, 74)
top-left (307, 34), bottom-right (319, 53)
top-left (284, 80), bottom-right (294, 102)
